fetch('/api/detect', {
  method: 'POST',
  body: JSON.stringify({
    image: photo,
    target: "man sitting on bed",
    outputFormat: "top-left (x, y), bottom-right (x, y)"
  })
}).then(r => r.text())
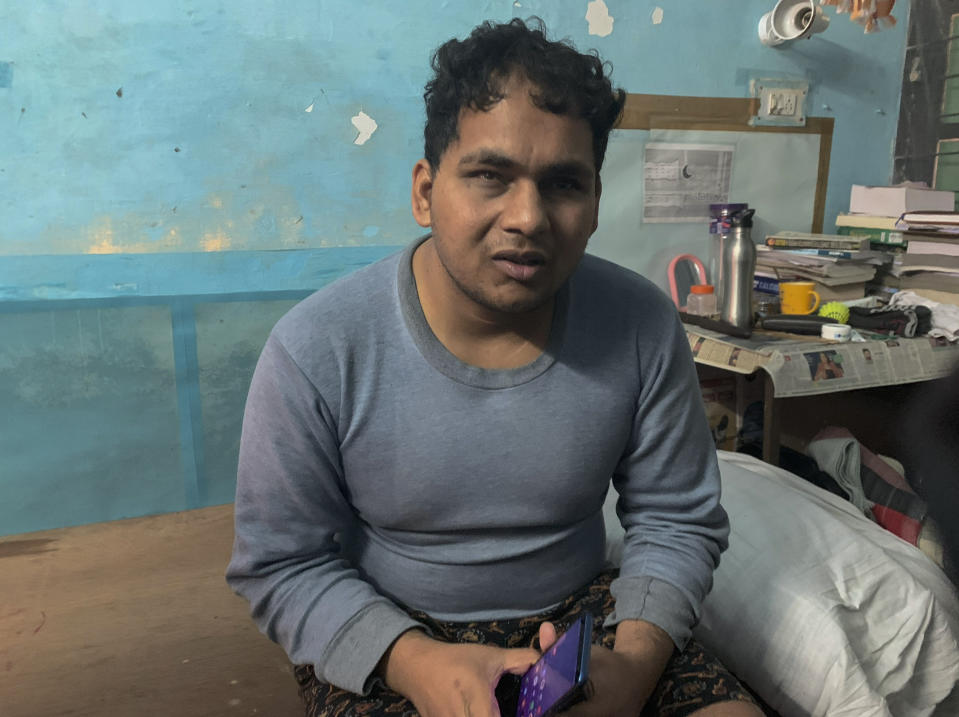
top-left (227, 18), bottom-right (761, 717)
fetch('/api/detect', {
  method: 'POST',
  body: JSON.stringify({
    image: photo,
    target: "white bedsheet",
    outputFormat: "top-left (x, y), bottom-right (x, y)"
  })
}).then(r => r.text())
top-left (603, 450), bottom-right (959, 716)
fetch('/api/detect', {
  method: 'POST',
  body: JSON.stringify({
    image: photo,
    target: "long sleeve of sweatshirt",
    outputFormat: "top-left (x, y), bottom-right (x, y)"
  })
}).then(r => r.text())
top-left (226, 335), bottom-right (423, 695)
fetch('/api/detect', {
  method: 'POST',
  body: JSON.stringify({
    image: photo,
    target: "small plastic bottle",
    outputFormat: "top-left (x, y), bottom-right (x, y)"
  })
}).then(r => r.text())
top-left (687, 284), bottom-right (717, 316)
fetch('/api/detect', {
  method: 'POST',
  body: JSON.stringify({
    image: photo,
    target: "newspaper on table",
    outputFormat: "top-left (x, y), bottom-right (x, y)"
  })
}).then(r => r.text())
top-left (686, 326), bottom-right (959, 398)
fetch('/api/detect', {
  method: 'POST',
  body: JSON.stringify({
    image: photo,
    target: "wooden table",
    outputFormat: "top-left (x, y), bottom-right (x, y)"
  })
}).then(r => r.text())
top-left (688, 327), bottom-right (959, 464)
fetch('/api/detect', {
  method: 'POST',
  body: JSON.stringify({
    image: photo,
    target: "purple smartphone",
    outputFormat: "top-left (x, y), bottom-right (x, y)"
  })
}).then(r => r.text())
top-left (515, 614), bottom-right (592, 717)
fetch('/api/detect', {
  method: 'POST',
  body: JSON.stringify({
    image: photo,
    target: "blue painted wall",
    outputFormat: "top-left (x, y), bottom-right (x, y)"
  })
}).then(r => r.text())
top-left (1, 1), bottom-right (909, 258)
top-left (0, 1), bottom-right (911, 534)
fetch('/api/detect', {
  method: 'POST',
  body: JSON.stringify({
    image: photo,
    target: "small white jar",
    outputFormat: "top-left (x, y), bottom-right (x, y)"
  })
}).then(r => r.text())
top-left (821, 323), bottom-right (851, 342)
top-left (687, 284), bottom-right (717, 316)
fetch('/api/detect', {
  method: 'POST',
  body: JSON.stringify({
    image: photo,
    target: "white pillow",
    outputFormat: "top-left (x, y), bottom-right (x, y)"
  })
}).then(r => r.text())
top-left (603, 451), bottom-right (959, 716)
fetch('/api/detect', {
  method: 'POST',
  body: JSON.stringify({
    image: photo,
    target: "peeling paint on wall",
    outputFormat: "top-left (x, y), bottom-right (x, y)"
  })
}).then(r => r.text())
top-left (0, 2), bottom-right (912, 261)
top-left (585, 0), bottom-right (614, 38)
top-left (85, 217), bottom-right (184, 254)
top-left (909, 57), bottom-right (921, 82)
top-left (201, 229), bottom-right (232, 252)
top-left (43, 185), bottom-right (311, 257)
top-left (351, 111), bottom-right (378, 145)
top-left (652, 7), bottom-right (664, 25)
top-left (87, 218), bottom-right (120, 254)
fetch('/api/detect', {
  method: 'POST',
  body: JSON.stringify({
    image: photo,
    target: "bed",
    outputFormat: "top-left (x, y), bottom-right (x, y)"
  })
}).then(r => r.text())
top-left (604, 450), bottom-right (959, 716)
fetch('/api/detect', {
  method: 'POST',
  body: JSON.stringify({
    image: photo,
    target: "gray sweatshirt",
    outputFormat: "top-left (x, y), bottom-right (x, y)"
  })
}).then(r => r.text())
top-left (227, 237), bottom-right (729, 695)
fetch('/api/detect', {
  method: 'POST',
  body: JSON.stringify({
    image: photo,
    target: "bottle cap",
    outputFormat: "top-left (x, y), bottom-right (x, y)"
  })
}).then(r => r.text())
top-left (731, 208), bottom-right (756, 228)
top-left (708, 203), bottom-right (749, 234)
top-left (708, 203), bottom-right (748, 216)
top-left (690, 284), bottom-right (715, 294)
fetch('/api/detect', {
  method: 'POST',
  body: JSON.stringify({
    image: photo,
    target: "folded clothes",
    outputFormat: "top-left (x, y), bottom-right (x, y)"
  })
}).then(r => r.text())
top-left (847, 304), bottom-right (932, 337)
top-left (806, 433), bottom-right (873, 515)
top-left (807, 426), bottom-right (941, 567)
top-left (888, 290), bottom-right (959, 342)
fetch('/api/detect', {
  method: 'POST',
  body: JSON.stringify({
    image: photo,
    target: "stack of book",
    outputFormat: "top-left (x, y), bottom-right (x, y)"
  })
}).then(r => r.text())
top-left (834, 184), bottom-right (955, 249)
top-left (834, 212), bottom-right (905, 247)
top-left (894, 211), bottom-right (959, 304)
top-left (755, 231), bottom-right (888, 301)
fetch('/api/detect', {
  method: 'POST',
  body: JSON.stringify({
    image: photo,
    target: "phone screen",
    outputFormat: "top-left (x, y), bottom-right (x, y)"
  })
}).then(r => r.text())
top-left (515, 616), bottom-right (590, 717)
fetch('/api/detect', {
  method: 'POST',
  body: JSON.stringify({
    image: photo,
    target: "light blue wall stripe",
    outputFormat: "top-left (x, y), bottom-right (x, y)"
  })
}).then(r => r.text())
top-left (0, 247), bottom-right (403, 302)
top-left (0, 290), bottom-right (313, 314)
top-left (171, 299), bottom-right (203, 508)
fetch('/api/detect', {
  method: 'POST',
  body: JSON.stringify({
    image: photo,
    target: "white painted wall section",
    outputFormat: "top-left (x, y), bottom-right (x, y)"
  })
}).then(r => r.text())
top-left (586, 0), bottom-right (614, 37)
top-left (351, 111), bottom-right (378, 146)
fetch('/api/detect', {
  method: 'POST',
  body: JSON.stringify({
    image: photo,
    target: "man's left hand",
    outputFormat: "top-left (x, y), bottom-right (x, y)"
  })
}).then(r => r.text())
top-left (537, 618), bottom-right (673, 716)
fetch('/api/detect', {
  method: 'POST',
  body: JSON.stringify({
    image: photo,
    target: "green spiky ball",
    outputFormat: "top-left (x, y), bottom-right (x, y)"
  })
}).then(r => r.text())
top-left (819, 301), bottom-right (850, 324)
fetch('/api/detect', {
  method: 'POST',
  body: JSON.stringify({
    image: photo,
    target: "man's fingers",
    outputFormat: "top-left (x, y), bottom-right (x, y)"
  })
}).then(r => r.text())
top-left (500, 647), bottom-right (542, 675)
top-left (538, 620), bottom-right (558, 651)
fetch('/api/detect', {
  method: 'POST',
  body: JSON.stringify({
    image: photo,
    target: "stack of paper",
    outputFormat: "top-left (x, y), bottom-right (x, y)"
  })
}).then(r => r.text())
top-left (896, 211), bottom-right (959, 234)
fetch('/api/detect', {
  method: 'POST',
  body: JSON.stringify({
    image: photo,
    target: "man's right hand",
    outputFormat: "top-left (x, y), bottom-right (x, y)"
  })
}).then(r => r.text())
top-left (382, 628), bottom-right (540, 717)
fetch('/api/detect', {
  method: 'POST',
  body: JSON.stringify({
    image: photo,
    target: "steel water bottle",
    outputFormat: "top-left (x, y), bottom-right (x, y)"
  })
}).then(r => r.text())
top-left (708, 203), bottom-right (748, 312)
top-left (719, 208), bottom-right (757, 329)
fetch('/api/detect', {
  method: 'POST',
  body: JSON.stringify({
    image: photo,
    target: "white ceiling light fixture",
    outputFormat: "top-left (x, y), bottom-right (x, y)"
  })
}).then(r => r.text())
top-left (759, 0), bottom-right (830, 46)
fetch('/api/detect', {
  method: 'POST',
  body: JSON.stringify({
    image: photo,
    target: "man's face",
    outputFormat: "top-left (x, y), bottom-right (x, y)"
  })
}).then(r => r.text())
top-left (411, 76), bottom-right (600, 316)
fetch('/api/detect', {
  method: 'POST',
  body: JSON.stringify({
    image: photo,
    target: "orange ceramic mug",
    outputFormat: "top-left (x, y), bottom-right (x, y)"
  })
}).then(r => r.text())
top-left (779, 281), bottom-right (821, 315)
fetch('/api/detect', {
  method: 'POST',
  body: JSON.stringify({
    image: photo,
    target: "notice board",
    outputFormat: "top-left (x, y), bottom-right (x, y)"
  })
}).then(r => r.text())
top-left (589, 93), bottom-right (834, 296)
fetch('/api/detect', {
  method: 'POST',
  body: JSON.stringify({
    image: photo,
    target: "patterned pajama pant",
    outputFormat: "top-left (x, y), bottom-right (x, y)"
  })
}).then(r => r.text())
top-left (294, 569), bottom-right (758, 717)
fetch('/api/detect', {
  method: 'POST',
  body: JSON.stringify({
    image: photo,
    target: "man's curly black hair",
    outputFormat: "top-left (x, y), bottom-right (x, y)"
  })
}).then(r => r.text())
top-left (423, 18), bottom-right (626, 173)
